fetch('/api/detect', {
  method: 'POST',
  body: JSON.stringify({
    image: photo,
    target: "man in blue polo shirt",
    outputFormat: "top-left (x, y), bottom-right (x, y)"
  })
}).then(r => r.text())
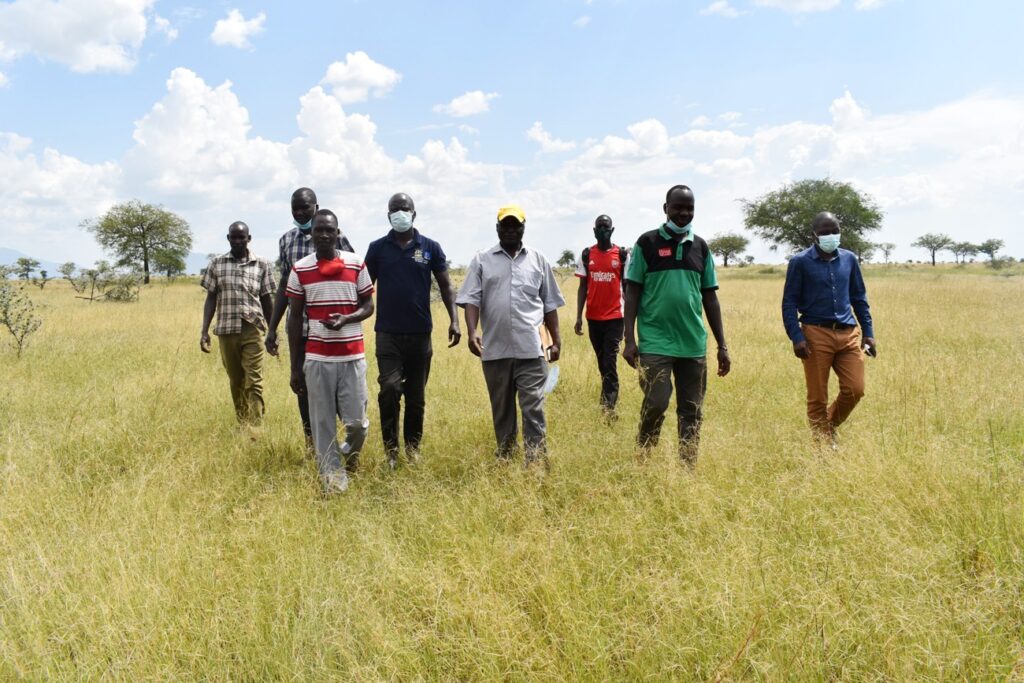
top-left (782, 211), bottom-right (877, 445)
top-left (364, 192), bottom-right (461, 469)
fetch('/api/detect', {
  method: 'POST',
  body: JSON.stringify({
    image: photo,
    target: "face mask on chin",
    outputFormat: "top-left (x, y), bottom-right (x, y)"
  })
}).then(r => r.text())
top-left (389, 210), bottom-right (414, 233)
top-left (817, 233), bottom-right (841, 253)
top-left (294, 218), bottom-right (313, 233)
top-left (665, 219), bottom-right (692, 235)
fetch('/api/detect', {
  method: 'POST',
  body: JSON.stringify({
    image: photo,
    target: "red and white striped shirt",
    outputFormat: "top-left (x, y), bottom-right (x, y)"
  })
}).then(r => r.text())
top-left (286, 251), bottom-right (374, 362)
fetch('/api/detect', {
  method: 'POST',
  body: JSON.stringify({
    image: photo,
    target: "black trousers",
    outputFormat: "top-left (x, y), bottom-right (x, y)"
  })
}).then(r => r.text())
top-left (587, 318), bottom-right (624, 409)
top-left (376, 332), bottom-right (433, 455)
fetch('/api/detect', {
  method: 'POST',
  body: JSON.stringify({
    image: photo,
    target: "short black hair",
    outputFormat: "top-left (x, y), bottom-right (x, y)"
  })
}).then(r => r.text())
top-left (313, 208), bottom-right (338, 223)
top-left (665, 184), bottom-right (693, 203)
top-left (292, 187), bottom-right (317, 202)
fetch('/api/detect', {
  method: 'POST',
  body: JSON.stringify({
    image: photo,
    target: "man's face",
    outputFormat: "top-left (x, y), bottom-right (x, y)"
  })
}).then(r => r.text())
top-left (312, 217), bottom-right (339, 251)
top-left (292, 194), bottom-right (317, 225)
top-left (594, 219), bottom-right (614, 244)
top-left (812, 218), bottom-right (840, 238)
top-left (496, 217), bottom-right (525, 247)
top-left (387, 194), bottom-right (415, 216)
top-left (664, 190), bottom-right (695, 228)
top-left (227, 226), bottom-right (250, 256)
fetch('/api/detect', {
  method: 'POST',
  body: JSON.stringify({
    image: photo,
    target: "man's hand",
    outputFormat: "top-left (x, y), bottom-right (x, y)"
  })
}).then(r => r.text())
top-left (622, 340), bottom-right (639, 368)
top-left (290, 369), bottom-right (306, 396)
top-left (863, 336), bottom-right (878, 357)
top-left (574, 319), bottom-right (583, 336)
top-left (200, 333), bottom-right (211, 354)
top-left (716, 347), bottom-right (731, 377)
top-left (447, 322), bottom-right (462, 348)
top-left (265, 330), bottom-right (279, 357)
top-left (546, 344), bottom-right (560, 362)
top-left (468, 334), bottom-right (484, 358)
top-left (793, 340), bottom-right (810, 359)
top-left (323, 313), bottom-right (347, 331)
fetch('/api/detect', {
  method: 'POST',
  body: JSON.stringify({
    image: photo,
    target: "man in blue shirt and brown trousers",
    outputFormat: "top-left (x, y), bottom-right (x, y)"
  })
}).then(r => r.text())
top-left (782, 211), bottom-right (877, 445)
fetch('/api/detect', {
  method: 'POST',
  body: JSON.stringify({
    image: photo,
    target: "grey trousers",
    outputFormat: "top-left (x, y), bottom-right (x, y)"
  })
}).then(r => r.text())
top-left (638, 354), bottom-right (707, 463)
top-left (481, 357), bottom-right (548, 458)
top-left (304, 358), bottom-right (369, 478)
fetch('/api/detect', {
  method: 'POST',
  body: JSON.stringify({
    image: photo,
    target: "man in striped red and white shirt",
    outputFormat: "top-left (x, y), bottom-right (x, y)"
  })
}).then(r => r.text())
top-left (286, 209), bottom-right (375, 494)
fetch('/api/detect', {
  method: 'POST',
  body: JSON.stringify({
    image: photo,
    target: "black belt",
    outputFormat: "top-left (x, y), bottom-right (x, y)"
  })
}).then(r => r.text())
top-left (804, 321), bottom-right (855, 330)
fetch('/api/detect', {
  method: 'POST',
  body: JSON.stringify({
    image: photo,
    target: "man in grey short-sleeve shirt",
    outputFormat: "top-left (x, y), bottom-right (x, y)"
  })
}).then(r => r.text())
top-left (457, 205), bottom-right (565, 464)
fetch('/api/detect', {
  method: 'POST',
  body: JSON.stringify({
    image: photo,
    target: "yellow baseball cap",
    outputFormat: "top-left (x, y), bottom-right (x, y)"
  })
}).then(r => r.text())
top-left (496, 205), bottom-right (526, 223)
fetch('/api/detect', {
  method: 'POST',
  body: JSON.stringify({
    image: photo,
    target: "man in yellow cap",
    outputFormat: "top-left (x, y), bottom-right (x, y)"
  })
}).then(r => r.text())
top-left (457, 205), bottom-right (565, 466)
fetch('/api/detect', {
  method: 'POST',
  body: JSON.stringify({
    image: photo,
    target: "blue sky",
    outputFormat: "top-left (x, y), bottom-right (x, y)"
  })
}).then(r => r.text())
top-left (1, 0), bottom-right (1022, 267)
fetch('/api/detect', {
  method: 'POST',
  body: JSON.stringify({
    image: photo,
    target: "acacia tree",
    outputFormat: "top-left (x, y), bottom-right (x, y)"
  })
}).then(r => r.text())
top-left (152, 250), bottom-right (187, 281)
top-left (951, 241), bottom-right (978, 264)
top-left (557, 249), bottom-right (576, 269)
top-left (842, 232), bottom-right (878, 264)
top-left (708, 233), bottom-right (749, 267)
top-left (878, 242), bottom-right (896, 264)
top-left (14, 257), bottom-right (39, 281)
top-left (741, 178), bottom-right (883, 255)
top-left (82, 200), bottom-right (192, 284)
top-left (977, 239), bottom-right (1004, 266)
top-left (911, 233), bottom-right (952, 266)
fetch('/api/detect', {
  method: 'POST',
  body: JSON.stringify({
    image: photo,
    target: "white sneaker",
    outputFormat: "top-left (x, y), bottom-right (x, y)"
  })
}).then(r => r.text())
top-left (323, 470), bottom-right (349, 495)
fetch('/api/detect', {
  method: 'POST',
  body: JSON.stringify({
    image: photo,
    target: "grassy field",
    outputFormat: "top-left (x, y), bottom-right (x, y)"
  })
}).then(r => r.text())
top-left (1, 264), bottom-right (1022, 680)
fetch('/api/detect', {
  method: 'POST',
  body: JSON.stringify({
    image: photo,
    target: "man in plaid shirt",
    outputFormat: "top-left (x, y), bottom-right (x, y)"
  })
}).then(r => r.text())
top-left (265, 187), bottom-right (355, 445)
top-left (200, 221), bottom-right (276, 425)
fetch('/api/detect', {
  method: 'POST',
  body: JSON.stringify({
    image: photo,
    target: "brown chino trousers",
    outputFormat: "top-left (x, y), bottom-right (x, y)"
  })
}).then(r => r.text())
top-left (801, 324), bottom-right (865, 435)
top-left (218, 320), bottom-right (266, 425)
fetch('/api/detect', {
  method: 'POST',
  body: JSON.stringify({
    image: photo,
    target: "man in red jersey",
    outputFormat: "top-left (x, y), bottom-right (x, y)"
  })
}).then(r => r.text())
top-left (574, 215), bottom-right (628, 418)
top-left (286, 210), bottom-right (374, 494)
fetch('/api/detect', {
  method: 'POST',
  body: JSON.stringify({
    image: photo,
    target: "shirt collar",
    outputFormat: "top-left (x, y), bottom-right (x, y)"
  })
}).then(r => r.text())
top-left (387, 228), bottom-right (422, 247)
top-left (658, 224), bottom-right (694, 243)
top-left (225, 250), bottom-right (255, 264)
top-left (490, 242), bottom-right (527, 258)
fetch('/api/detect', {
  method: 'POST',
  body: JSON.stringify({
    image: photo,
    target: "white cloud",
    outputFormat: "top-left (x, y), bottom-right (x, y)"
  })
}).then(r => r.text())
top-left (690, 115), bottom-right (712, 128)
top-left (0, 0), bottom-right (152, 73)
top-left (719, 111), bottom-right (742, 122)
top-left (433, 90), bottom-right (499, 118)
top-left (573, 15), bottom-right (592, 27)
top-left (699, 1), bottom-right (744, 17)
top-left (0, 72), bottom-right (8, 88)
top-left (320, 51), bottom-right (401, 104)
top-left (210, 9), bottom-right (265, 49)
top-left (458, 124), bottom-right (480, 136)
top-left (3, 71), bottom-right (1023, 268)
top-left (153, 15), bottom-right (178, 42)
top-left (753, 0), bottom-right (841, 12)
top-left (855, 0), bottom-right (891, 8)
top-left (527, 122), bottom-right (576, 153)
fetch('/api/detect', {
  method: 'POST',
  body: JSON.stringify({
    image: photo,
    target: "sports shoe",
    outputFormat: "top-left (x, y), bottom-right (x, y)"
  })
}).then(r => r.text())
top-left (323, 470), bottom-right (349, 495)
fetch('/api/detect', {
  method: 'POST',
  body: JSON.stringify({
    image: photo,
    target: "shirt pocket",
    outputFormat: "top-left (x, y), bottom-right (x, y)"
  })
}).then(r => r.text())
top-left (513, 266), bottom-right (542, 299)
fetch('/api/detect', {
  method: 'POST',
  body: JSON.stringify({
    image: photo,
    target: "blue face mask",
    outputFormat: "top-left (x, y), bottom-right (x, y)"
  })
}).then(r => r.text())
top-left (817, 233), bottom-right (841, 253)
top-left (389, 210), bottom-right (414, 233)
top-left (294, 218), bottom-right (313, 233)
top-left (665, 219), bottom-right (692, 236)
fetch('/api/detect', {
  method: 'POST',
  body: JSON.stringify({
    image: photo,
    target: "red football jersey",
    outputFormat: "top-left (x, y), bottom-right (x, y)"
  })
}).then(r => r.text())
top-left (575, 244), bottom-right (626, 321)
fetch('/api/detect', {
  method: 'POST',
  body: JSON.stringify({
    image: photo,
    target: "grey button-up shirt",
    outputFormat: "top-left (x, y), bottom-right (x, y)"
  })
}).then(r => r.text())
top-left (456, 243), bottom-right (565, 361)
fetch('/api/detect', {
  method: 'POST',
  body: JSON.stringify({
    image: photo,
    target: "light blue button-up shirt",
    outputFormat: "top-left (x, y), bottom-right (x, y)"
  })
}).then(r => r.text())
top-left (456, 243), bottom-right (565, 361)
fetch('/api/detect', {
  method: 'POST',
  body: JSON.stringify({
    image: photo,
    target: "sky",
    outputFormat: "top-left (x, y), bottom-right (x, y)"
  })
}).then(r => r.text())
top-left (1, 0), bottom-right (1022, 268)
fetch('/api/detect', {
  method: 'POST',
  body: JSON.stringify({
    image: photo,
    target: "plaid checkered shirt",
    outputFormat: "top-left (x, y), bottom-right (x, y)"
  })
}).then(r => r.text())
top-left (201, 251), bottom-right (276, 335)
top-left (278, 227), bottom-right (355, 336)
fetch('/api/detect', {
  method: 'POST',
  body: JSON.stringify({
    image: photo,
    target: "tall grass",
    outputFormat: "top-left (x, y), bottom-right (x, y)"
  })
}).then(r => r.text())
top-left (1, 267), bottom-right (1021, 679)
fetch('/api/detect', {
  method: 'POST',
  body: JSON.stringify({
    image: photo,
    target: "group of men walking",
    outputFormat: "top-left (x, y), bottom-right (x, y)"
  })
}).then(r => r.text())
top-left (199, 184), bottom-right (877, 494)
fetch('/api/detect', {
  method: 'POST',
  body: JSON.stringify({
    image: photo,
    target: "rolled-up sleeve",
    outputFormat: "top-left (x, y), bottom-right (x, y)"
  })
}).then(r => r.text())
top-left (782, 257), bottom-right (804, 343)
top-left (456, 254), bottom-right (483, 308)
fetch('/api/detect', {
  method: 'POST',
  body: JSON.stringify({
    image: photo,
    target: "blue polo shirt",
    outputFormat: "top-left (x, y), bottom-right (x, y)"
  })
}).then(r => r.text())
top-left (364, 229), bottom-right (448, 334)
top-left (782, 246), bottom-right (874, 344)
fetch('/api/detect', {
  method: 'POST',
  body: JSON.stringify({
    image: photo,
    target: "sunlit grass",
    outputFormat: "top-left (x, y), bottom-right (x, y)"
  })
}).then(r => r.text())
top-left (1, 265), bottom-right (1022, 679)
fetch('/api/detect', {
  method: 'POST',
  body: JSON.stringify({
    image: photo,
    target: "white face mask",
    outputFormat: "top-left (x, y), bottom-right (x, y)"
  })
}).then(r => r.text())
top-left (817, 233), bottom-right (841, 253)
top-left (389, 210), bottom-right (414, 233)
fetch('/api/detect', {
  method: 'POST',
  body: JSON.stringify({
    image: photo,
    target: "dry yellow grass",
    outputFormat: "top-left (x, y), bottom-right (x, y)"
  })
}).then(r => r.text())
top-left (1, 264), bottom-right (1022, 680)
